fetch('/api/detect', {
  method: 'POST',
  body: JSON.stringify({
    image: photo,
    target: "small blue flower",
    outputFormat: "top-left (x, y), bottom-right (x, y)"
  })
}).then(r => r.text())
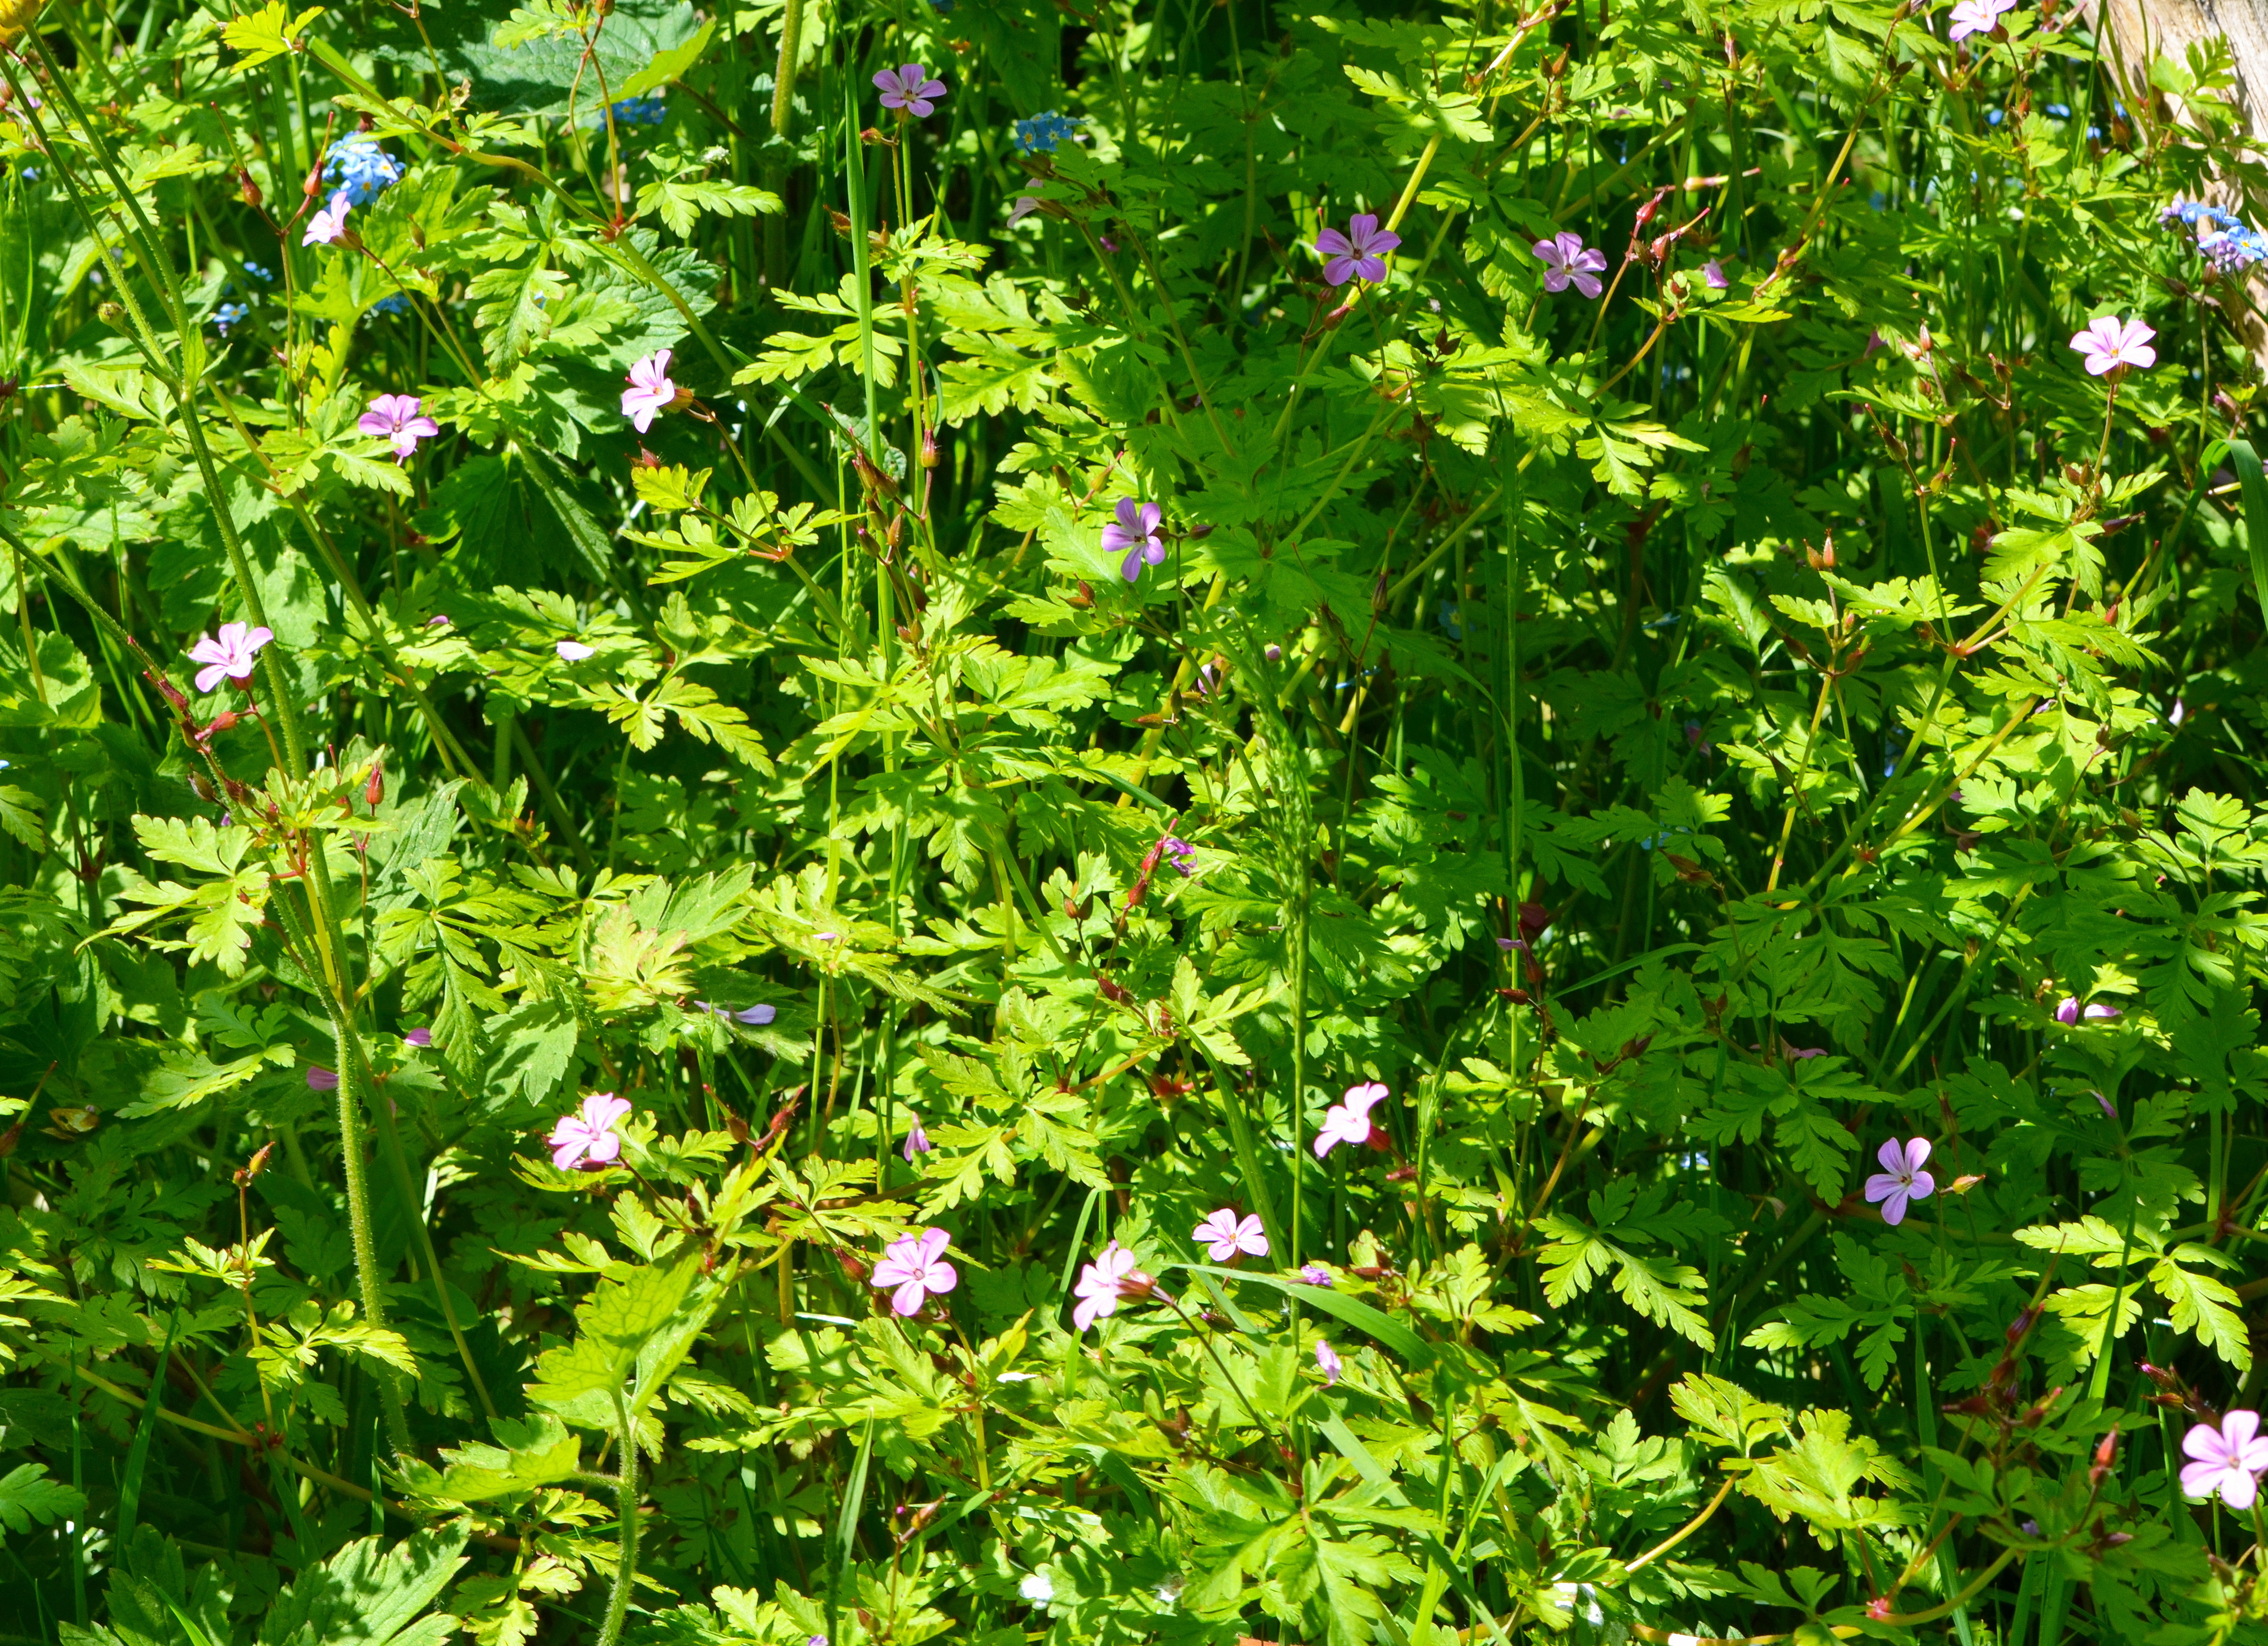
top-left (1012, 110), bottom-right (1081, 155)
top-left (370, 293), bottom-right (412, 316)
top-left (587, 94), bottom-right (667, 129)
top-left (2044, 102), bottom-right (2072, 118)
top-left (1437, 600), bottom-right (1461, 639)
top-left (322, 136), bottom-right (404, 206)
top-left (242, 259), bottom-right (274, 282)
top-left (213, 301), bottom-right (247, 335)
top-left (1985, 107), bottom-right (2004, 126)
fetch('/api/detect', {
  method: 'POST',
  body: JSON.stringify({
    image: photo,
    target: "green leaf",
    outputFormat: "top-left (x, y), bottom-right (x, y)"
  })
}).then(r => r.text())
top-left (0, 1460), bottom-right (85, 1535)
top-left (221, 2), bottom-right (325, 70)
top-left (258, 1530), bottom-right (467, 1646)
top-left (1180, 1265), bottom-right (1430, 1361)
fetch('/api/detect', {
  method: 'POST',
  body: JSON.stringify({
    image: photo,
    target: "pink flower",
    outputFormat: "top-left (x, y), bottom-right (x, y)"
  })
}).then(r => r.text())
top-left (2055, 995), bottom-right (2123, 1024)
top-left (873, 63), bottom-right (947, 117)
top-left (1007, 195), bottom-right (1041, 226)
top-left (1192, 1208), bottom-right (1268, 1261)
top-left (404, 1028), bottom-right (432, 1048)
top-left (871, 1227), bottom-right (958, 1316)
top-left (1313, 1081), bottom-right (1389, 1158)
top-left (1297, 1264), bottom-right (1334, 1286)
top-left (1702, 258), bottom-right (1730, 289)
top-left (1315, 213), bottom-right (1401, 287)
top-left (1863, 1137), bottom-right (1936, 1226)
top-left (622, 348), bottom-right (680, 432)
top-left (902, 1117), bottom-right (932, 1161)
top-left (1947, 0), bottom-right (2016, 38)
top-left (2182, 1411), bottom-right (2268, 1507)
top-left (1103, 497), bottom-right (1166, 582)
top-left (549, 1092), bottom-right (633, 1170)
top-left (1072, 1240), bottom-right (1140, 1332)
top-left (556, 639), bottom-right (594, 661)
top-left (359, 393), bottom-right (440, 461)
top-left (302, 189), bottom-right (352, 246)
top-left (1314, 1340), bottom-right (1342, 1384)
top-left (189, 621), bottom-right (275, 693)
top-left (306, 1064), bottom-right (338, 1092)
top-left (1533, 231), bottom-right (1608, 299)
top-left (2070, 315), bottom-right (2156, 376)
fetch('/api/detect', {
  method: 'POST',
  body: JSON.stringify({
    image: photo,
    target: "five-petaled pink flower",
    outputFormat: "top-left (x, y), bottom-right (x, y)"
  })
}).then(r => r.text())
top-left (359, 393), bottom-right (440, 461)
top-left (1072, 1240), bottom-right (1141, 1332)
top-left (549, 1092), bottom-right (633, 1171)
top-left (1863, 1137), bottom-right (1936, 1226)
top-left (622, 349), bottom-right (681, 432)
top-left (302, 189), bottom-right (353, 247)
top-left (1534, 231), bottom-right (1608, 299)
top-left (2183, 1411), bottom-right (2268, 1507)
top-left (1192, 1208), bottom-right (1268, 1262)
top-left (556, 639), bottom-right (595, 662)
top-left (2055, 995), bottom-right (2123, 1024)
top-left (1947, 0), bottom-right (2015, 40)
top-left (2070, 315), bottom-right (2156, 376)
top-left (874, 64), bottom-right (947, 118)
top-left (1103, 497), bottom-right (1166, 582)
top-left (1314, 1340), bottom-right (1342, 1385)
top-left (1314, 1081), bottom-right (1390, 1159)
top-left (189, 621), bottom-right (274, 693)
top-left (1315, 213), bottom-right (1401, 287)
top-left (871, 1227), bottom-right (958, 1316)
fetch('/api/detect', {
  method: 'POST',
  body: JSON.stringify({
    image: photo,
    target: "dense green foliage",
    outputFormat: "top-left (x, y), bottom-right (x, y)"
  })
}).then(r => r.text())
top-left (9, 0), bottom-right (2268, 1640)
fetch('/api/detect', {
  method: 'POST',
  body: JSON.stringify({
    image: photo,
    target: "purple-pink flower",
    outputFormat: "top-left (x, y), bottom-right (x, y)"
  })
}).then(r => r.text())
top-left (874, 64), bottom-right (947, 118)
top-left (549, 1093), bottom-right (633, 1171)
top-left (1192, 1208), bottom-right (1268, 1262)
top-left (404, 1028), bottom-right (432, 1048)
top-left (2070, 315), bottom-right (2156, 376)
top-left (622, 348), bottom-right (680, 432)
top-left (872, 1227), bottom-right (958, 1316)
top-left (2182, 1411), bottom-right (2268, 1507)
top-left (2055, 995), bottom-right (2123, 1024)
top-left (1297, 1264), bottom-right (1334, 1286)
top-left (1072, 1240), bottom-right (1140, 1332)
top-left (902, 1116), bottom-right (932, 1161)
top-left (1007, 195), bottom-right (1041, 226)
top-left (1533, 231), bottom-right (1608, 299)
top-left (359, 393), bottom-right (440, 461)
top-left (189, 621), bottom-right (274, 693)
top-left (1863, 1137), bottom-right (1935, 1226)
top-left (556, 639), bottom-right (595, 662)
top-left (302, 189), bottom-right (352, 246)
top-left (1314, 1081), bottom-right (1389, 1158)
top-left (1159, 837), bottom-right (1196, 875)
top-left (306, 1063), bottom-right (338, 1092)
top-left (1103, 497), bottom-right (1166, 582)
top-left (1702, 259), bottom-right (1730, 289)
top-left (1315, 213), bottom-right (1401, 287)
top-left (1314, 1340), bottom-right (1342, 1384)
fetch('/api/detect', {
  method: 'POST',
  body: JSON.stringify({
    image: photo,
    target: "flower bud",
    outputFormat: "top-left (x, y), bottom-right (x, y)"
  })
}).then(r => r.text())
top-left (920, 426), bottom-right (941, 469)
top-left (2089, 1426), bottom-right (2118, 1487)
top-left (365, 761), bottom-right (384, 809)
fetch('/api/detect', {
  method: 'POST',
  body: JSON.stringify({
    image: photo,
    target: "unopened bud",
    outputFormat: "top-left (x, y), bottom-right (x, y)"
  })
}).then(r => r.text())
top-left (237, 168), bottom-right (262, 207)
top-left (365, 761), bottom-right (384, 809)
top-left (233, 1141), bottom-right (275, 1187)
top-left (1806, 534), bottom-right (1836, 571)
top-left (2089, 1427), bottom-right (2119, 1487)
top-left (920, 427), bottom-right (941, 469)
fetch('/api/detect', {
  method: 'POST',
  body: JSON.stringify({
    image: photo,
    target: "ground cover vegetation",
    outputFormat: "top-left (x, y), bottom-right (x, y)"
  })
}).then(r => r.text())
top-left (3, 0), bottom-right (2268, 1639)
